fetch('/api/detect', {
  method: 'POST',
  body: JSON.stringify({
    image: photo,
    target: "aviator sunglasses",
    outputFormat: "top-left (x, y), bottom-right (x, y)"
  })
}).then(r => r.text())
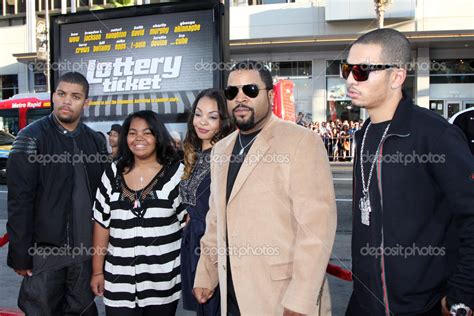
top-left (224, 84), bottom-right (268, 100)
top-left (340, 62), bottom-right (398, 82)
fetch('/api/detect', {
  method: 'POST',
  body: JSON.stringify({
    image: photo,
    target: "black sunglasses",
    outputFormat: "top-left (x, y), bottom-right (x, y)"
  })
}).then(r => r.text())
top-left (340, 63), bottom-right (398, 82)
top-left (224, 84), bottom-right (268, 100)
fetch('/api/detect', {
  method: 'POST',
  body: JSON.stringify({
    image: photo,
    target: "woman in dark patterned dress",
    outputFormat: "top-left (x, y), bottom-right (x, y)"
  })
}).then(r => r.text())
top-left (179, 89), bottom-right (234, 315)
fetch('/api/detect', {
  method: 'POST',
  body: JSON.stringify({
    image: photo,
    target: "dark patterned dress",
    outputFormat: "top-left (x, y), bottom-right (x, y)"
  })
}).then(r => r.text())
top-left (179, 148), bottom-right (220, 315)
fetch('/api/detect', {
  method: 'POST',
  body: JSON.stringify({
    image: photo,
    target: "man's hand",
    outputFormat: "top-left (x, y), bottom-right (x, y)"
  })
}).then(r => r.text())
top-left (192, 287), bottom-right (214, 304)
top-left (441, 297), bottom-right (451, 316)
top-left (283, 308), bottom-right (304, 316)
top-left (442, 297), bottom-right (473, 316)
top-left (14, 269), bottom-right (32, 277)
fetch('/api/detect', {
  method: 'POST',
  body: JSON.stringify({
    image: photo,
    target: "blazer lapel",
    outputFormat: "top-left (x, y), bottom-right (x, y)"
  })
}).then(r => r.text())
top-left (214, 131), bottom-right (238, 210)
top-left (227, 115), bottom-right (277, 205)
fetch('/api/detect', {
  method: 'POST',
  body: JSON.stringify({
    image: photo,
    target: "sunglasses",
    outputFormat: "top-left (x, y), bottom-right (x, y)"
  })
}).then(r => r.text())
top-left (224, 84), bottom-right (268, 100)
top-left (340, 63), bottom-right (398, 82)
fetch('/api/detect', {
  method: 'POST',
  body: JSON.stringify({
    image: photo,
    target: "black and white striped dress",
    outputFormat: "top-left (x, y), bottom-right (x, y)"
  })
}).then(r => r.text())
top-left (93, 161), bottom-right (186, 308)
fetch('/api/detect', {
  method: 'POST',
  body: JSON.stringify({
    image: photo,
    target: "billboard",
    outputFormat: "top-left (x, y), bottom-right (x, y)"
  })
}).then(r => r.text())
top-left (51, 1), bottom-right (227, 131)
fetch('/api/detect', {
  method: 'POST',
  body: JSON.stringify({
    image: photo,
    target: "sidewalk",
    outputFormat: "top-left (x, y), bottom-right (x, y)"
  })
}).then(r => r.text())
top-left (329, 161), bottom-right (354, 167)
top-left (0, 222), bottom-right (352, 316)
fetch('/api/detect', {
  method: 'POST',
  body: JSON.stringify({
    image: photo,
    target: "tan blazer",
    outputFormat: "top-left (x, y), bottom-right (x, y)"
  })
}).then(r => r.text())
top-left (194, 115), bottom-right (337, 315)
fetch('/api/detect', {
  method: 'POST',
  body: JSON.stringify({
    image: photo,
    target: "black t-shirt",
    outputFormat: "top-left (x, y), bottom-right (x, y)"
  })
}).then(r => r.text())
top-left (226, 130), bottom-right (261, 203)
top-left (225, 129), bottom-right (261, 315)
top-left (360, 120), bottom-right (391, 231)
top-left (356, 120), bottom-right (391, 314)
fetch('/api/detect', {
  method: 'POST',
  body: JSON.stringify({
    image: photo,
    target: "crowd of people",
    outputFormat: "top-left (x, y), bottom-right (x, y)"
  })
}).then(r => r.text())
top-left (5, 28), bottom-right (474, 316)
top-left (298, 118), bottom-right (363, 161)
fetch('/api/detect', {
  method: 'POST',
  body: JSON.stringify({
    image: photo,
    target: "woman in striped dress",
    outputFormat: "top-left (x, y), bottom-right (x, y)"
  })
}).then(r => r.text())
top-left (90, 110), bottom-right (186, 316)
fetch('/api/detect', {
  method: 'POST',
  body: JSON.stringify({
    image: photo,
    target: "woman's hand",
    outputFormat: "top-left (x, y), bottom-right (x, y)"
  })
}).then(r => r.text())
top-left (90, 273), bottom-right (105, 296)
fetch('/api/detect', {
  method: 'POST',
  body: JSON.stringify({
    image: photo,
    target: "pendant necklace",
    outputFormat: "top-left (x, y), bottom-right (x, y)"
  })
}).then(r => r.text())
top-left (238, 133), bottom-right (258, 156)
top-left (359, 122), bottom-right (390, 226)
top-left (133, 176), bottom-right (144, 209)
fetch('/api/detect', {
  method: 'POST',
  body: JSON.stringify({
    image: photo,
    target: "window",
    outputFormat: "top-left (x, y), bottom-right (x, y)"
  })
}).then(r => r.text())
top-left (0, 109), bottom-right (20, 135)
top-left (272, 61), bottom-right (312, 77)
top-left (232, 0), bottom-right (295, 6)
top-left (258, 0), bottom-right (295, 4)
top-left (430, 59), bottom-right (474, 84)
top-left (0, 75), bottom-right (18, 100)
top-left (429, 100), bottom-right (444, 117)
top-left (34, 73), bottom-right (47, 93)
top-left (326, 60), bottom-right (341, 76)
top-left (27, 108), bottom-right (51, 126)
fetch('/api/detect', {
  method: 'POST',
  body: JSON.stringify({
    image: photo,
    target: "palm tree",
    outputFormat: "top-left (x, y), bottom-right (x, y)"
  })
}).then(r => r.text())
top-left (374, 0), bottom-right (392, 29)
top-left (91, 0), bottom-right (135, 10)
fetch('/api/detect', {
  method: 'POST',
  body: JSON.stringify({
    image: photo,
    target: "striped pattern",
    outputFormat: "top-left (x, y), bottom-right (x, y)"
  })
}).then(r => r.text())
top-left (93, 162), bottom-right (186, 308)
top-left (84, 90), bottom-right (199, 122)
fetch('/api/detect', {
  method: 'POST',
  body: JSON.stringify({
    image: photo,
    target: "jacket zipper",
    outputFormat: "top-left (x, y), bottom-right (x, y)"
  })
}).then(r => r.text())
top-left (376, 133), bottom-right (409, 316)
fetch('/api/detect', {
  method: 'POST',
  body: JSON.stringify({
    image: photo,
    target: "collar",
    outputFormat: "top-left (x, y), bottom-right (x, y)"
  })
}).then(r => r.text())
top-left (355, 91), bottom-right (413, 143)
top-left (49, 113), bottom-right (84, 137)
top-left (253, 113), bottom-right (277, 143)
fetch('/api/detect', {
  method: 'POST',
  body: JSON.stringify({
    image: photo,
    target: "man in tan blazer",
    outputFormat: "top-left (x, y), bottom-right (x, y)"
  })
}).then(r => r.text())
top-left (193, 61), bottom-right (337, 316)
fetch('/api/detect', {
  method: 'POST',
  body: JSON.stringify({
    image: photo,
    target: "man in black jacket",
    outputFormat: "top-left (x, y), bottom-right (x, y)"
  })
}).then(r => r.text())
top-left (7, 72), bottom-right (108, 315)
top-left (343, 29), bottom-right (474, 316)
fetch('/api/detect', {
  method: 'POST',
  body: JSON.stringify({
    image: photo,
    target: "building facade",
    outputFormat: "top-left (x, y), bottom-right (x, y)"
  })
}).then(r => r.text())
top-left (0, 0), bottom-right (473, 122)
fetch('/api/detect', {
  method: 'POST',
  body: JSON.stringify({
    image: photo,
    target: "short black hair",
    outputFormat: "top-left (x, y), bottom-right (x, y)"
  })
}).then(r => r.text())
top-left (229, 60), bottom-right (273, 90)
top-left (57, 72), bottom-right (89, 99)
top-left (352, 28), bottom-right (411, 67)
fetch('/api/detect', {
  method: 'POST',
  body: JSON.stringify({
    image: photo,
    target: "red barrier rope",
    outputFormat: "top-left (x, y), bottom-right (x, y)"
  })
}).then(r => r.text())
top-left (0, 233), bottom-right (8, 247)
top-left (0, 232), bottom-right (352, 281)
top-left (326, 263), bottom-right (352, 281)
top-left (0, 307), bottom-right (24, 316)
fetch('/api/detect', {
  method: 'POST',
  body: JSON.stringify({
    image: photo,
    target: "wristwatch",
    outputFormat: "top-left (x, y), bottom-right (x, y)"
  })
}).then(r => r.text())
top-left (450, 303), bottom-right (472, 316)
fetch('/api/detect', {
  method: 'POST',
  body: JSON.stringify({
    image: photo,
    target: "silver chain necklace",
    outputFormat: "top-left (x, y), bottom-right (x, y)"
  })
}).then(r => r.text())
top-left (238, 133), bottom-right (258, 156)
top-left (359, 122), bottom-right (391, 226)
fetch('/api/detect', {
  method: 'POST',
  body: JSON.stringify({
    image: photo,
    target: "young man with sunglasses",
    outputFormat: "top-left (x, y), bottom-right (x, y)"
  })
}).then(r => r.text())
top-left (193, 61), bottom-right (337, 315)
top-left (344, 29), bottom-right (474, 316)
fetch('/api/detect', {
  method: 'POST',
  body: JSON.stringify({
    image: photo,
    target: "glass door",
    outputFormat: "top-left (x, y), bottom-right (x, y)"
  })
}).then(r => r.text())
top-left (464, 100), bottom-right (474, 109)
top-left (445, 100), bottom-right (462, 119)
top-left (430, 100), bottom-right (444, 117)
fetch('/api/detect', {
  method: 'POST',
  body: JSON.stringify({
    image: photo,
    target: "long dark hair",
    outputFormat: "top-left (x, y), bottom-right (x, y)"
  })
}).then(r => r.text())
top-left (182, 88), bottom-right (234, 179)
top-left (117, 110), bottom-right (179, 174)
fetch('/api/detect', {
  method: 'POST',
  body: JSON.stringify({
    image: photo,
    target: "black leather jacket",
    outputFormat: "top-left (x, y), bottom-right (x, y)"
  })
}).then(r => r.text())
top-left (6, 114), bottom-right (108, 270)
